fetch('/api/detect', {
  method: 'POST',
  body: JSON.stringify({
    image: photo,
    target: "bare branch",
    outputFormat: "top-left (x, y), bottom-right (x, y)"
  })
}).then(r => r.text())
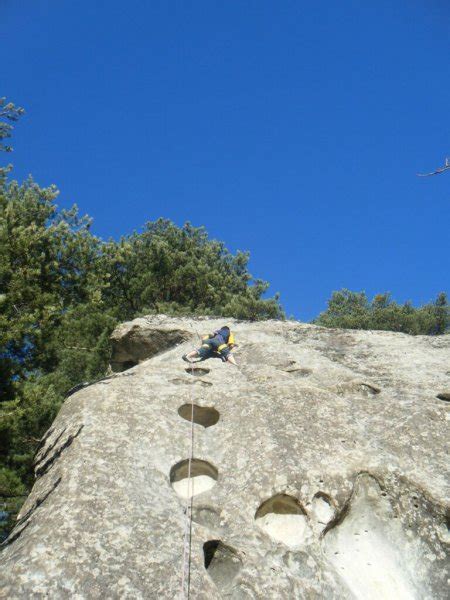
top-left (417, 157), bottom-right (450, 177)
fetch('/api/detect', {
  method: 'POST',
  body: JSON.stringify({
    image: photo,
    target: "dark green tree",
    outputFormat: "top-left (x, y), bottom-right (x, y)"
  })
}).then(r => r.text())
top-left (102, 219), bottom-right (282, 320)
top-left (0, 97), bottom-right (24, 180)
top-left (315, 289), bottom-right (449, 334)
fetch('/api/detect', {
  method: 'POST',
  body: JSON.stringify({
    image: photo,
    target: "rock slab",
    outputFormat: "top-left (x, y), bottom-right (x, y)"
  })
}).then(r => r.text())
top-left (1, 316), bottom-right (449, 599)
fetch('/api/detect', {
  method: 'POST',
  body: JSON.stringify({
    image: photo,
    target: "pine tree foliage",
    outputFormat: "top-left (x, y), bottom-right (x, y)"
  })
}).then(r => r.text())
top-left (0, 98), bottom-right (24, 181)
top-left (315, 289), bottom-right (449, 334)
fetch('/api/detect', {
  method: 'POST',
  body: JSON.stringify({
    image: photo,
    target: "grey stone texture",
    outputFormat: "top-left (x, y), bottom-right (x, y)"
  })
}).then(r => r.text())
top-left (1, 315), bottom-right (449, 599)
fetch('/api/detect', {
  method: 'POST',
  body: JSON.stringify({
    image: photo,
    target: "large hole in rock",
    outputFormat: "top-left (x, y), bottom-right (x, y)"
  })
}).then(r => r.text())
top-left (178, 404), bottom-right (220, 428)
top-left (170, 459), bottom-right (218, 499)
top-left (185, 367), bottom-right (210, 376)
top-left (255, 493), bottom-right (310, 548)
top-left (436, 392), bottom-right (450, 402)
top-left (203, 540), bottom-right (242, 594)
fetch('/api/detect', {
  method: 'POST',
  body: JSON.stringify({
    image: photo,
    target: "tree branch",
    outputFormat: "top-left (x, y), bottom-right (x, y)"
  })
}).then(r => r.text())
top-left (64, 345), bottom-right (93, 351)
top-left (417, 157), bottom-right (450, 177)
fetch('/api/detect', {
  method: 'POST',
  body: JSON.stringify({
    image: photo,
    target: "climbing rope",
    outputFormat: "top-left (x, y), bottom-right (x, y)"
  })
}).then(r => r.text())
top-left (180, 328), bottom-right (202, 599)
top-left (180, 361), bottom-right (194, 599)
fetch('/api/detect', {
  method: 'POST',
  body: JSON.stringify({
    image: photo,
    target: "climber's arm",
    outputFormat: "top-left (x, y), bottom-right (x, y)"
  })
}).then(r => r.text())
top-left (226, 352), bottom-right (238, 366)
top-left (218, 343), bottom-right (238, 366)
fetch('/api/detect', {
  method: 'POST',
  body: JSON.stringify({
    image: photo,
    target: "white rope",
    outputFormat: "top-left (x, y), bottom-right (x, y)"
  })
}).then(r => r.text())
top-left (180, 325), bottom-right (211, 598)
top-left (180, 354), bottom-right (197, 598)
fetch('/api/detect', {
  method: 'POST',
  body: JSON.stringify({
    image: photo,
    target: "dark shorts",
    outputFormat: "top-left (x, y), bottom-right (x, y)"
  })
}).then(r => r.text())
top-left (198, 337), bottom-right (230, 361)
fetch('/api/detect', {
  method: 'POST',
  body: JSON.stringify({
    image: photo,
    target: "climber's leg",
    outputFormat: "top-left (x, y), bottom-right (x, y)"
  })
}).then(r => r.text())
top-left (183, 341), bottom-right (213, 362)
top-left (182, 350), bottom-right (199, 362)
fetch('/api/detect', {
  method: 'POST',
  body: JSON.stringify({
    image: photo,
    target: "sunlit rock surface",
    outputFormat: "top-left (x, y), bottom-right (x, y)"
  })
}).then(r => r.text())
top-left (1, 315), bottom-right (449, 599)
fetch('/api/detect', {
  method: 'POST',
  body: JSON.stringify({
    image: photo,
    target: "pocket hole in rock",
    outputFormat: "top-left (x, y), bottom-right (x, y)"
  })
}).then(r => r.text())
top-left (192, 506), bottom-right (221, 529)
top-left (185, 367), bottom-right (210, 376)
top-left (203, 540), bottom-right (242, 594)
top-left (360, 383), bottom-right (381, 395)
top-left (332, 381), bottom-right (381, 397)
top-left (170, 459), bottom-right (218, 499)
top-left (178, 404), bottom-right (220, 428)
top-left (170, 378), bottom-right (213, 387)
top-left (255, 493), bottom-right (310, 548)
top-left (311, 492), bottom-right (335, 527)
top-left (436, 392), bottom-right (450, 402)
top-left (284, 367), bottom-right (313, 377)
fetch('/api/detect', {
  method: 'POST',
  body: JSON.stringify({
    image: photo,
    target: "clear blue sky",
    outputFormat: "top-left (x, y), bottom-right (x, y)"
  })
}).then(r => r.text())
top-left (2, 1), bottom-right (449, 320)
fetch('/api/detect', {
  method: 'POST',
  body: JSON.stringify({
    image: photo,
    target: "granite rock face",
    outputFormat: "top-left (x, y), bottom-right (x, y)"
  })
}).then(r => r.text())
top-left (1, 315), bottom-right (449, 599)
top-left (109, 316), bottom-right (191, 372)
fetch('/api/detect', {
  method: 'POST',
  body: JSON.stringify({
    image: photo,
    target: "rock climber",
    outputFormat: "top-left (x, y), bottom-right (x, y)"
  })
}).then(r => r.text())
top-left (182, 325), bottom-right (238, 366)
